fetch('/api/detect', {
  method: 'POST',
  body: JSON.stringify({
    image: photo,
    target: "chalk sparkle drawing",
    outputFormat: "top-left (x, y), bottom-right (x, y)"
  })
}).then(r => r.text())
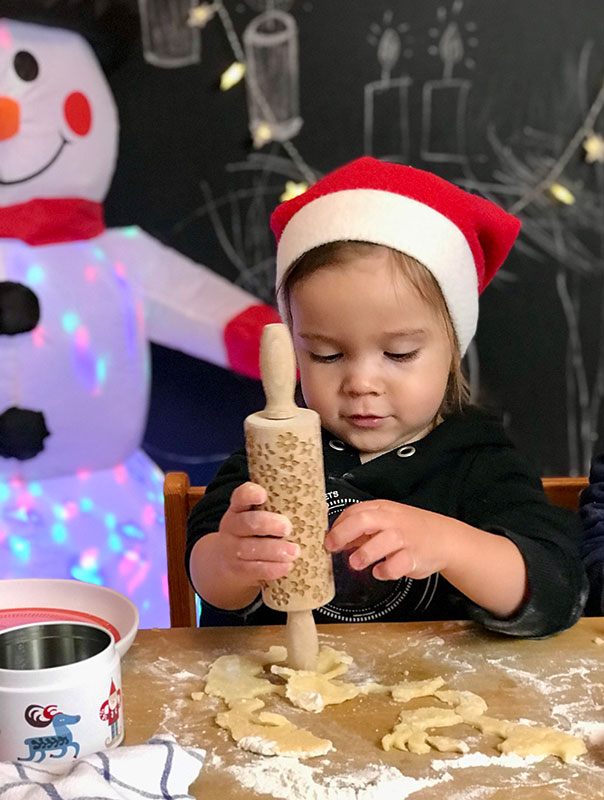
top-left (18, 704), bottom-right (81, 762)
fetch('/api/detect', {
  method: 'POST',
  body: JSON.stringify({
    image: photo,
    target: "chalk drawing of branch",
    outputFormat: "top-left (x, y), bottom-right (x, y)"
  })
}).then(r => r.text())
top-left (484, 45), bottom-right (604, 474)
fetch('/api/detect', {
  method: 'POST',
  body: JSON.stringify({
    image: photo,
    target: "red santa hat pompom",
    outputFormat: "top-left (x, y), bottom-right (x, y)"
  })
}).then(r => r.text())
top-left (271, 156), bottom-right (520, 355)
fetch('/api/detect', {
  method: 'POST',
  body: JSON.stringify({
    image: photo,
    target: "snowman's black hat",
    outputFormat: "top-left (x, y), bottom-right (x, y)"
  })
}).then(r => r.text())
top-left (0, 0), bottom-right (139, 71)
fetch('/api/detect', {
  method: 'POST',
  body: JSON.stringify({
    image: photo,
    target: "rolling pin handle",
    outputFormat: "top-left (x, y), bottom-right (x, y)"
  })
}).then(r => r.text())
top-left (286, 609), bottom-right (319, 671)
top-left (260, 323), bottom-right (298, 420)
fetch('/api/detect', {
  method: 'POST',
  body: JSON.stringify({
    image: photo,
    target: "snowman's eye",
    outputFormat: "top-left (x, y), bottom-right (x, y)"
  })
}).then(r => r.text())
top-left (14, 51), bottom-right (39, 82)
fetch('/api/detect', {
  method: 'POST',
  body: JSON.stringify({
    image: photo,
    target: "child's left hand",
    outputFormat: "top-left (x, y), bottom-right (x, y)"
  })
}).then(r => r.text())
top-left (324, 500), bottom-right (458, 581)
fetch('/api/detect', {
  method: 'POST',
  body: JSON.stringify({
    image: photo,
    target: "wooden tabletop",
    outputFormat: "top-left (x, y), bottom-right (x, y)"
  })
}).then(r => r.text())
top-left (121, 619), bottom-right (604, 799)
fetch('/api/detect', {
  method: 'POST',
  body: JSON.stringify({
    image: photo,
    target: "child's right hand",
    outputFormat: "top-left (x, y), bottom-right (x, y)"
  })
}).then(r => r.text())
top-left (217, 482), bottom-right (300, 587)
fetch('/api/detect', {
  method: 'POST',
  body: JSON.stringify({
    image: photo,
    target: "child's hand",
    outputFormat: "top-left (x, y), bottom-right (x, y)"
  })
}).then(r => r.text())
top-left (217, 482), bottom-right (300, 586)
top-left (324, 500), bottom-right (455, 581)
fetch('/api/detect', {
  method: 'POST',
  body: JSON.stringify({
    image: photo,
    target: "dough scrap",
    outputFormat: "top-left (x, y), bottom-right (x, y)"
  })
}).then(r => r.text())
top-left (426, 735), bottom-right (470, 754)
top-left (391, 676), bottom-right (445, 703)
top-left (471, 715), bottom-right (587, 763)
top-left (435, 689), bottom-right (488, 721)
top-left (215, 697), bottom-right (333, 758)
top-left (203, 645), bottom-right (286, 706)
top-left (199, 644), bottom-right (586, 765)
top-left (271, 645), bottom-right (360, 712)
top-left (382, 707), bottom-right (463, 754)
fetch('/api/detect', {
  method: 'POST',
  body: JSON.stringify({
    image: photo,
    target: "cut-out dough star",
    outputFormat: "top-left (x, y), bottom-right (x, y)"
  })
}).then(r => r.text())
top-left (583, 132), bottom-right (604, 163)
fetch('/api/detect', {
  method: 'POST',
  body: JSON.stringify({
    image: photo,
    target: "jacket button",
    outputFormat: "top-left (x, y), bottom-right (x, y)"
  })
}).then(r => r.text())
top-left (342, 472), bottom-right (354, 479)
top-left (0, 281), bottom-right (40, 334)
top-left (397, 445), bottom-right (416, 458)
top-left (329, 439), bottom-right (346, 451)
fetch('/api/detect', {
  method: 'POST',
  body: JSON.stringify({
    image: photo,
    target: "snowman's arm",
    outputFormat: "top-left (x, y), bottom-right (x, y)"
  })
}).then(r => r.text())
top-left (125, 228), bottom-right (280, 380)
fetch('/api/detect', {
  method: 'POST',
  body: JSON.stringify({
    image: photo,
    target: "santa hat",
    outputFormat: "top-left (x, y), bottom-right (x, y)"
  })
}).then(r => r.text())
top-left (271, 156), bottom-right (520, 355)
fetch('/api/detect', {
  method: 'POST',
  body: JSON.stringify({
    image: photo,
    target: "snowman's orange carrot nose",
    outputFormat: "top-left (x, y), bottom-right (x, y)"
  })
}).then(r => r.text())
top-left (0, 97), bottom-right (19, 140)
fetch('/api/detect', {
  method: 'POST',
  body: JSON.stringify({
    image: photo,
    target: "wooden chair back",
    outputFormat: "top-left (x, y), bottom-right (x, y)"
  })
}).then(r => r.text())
top-left (541, 476), bottom-right (588, 510)
top-left (163, 472), bottom-right (205, 627)
top-left (163, 471), bottom-right (589, 627)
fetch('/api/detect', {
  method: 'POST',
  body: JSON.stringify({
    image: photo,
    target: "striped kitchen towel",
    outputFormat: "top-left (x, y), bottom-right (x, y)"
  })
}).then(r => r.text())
top-left (0, 734), bottom-right (205, 799)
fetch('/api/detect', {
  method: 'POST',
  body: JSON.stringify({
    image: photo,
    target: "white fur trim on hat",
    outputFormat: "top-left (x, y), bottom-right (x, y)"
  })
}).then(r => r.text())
top-left (276, 188), bottom-right (479, 355)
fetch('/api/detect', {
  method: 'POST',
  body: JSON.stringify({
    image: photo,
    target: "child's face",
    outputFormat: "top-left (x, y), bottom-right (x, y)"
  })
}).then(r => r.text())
top-left (290, 249), bottom-right (453, 456)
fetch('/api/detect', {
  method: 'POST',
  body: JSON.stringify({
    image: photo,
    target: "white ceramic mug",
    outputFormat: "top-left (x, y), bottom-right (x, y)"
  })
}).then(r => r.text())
top-left (0, 621), bottom-right (123, 762)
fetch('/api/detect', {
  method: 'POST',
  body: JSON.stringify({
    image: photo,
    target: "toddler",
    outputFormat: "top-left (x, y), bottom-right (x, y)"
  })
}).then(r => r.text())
top-left (186, 157), bottom-right (587, 636)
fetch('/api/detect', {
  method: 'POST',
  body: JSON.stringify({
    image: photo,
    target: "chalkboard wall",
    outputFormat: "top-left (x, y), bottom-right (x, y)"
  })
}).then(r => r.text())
top-left (105, 0), bottom-right (604, 484)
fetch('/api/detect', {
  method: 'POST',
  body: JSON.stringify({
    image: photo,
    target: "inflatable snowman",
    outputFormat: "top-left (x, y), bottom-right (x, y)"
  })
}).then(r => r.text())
top-left (0, 4), bottom-right (279, 627)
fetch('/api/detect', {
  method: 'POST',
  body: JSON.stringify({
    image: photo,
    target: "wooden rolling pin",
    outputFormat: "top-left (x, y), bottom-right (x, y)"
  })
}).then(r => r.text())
top-left (244, 323), bottom-right (335, 671)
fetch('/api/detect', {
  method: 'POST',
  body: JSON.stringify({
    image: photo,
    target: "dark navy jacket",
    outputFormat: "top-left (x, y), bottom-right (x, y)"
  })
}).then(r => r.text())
top-left (580, 452), bottom-right (604, 614)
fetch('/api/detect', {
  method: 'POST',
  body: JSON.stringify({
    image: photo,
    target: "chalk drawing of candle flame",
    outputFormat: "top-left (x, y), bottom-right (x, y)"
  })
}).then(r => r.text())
top-left (364, 9), bottom-right (413, 160)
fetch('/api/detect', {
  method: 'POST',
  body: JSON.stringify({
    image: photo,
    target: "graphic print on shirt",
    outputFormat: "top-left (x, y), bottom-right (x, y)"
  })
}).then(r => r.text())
top-left (317, 481), bottom-right (439, 622)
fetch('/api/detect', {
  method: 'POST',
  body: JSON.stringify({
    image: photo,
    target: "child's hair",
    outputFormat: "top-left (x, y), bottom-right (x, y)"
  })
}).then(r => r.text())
top-left (277, 240), bottom-right (470, 416)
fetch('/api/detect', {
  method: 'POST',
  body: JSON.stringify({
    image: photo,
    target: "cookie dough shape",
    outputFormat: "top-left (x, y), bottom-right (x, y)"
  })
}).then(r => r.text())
top-left (215, 697), bottom-right (333, 758)
top-left (203, 646), bottom-right (287, 706)
top-left (391, 676), bottom-right (446, 703)
top-left (382, 707), bottom-right (464, 754)
top-left (271, 645), bottom-right (361, 712)
top-left (473, 715), bottom-right (587, 763)
top-left (435, 689), bottom-right (488, 721)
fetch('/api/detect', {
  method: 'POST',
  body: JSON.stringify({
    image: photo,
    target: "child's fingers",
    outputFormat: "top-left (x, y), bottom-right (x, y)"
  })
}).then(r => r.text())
top-left (236, 536), bottom-right (300, 563)
top-left (325, 508), bottom-right (382, 552)
top-left (237, 559), bottom-right (295, 584)
top-left (236, 509), bottom-right (292, 538)
top-left (372, 548), bottom-right (417, 581)
top-left (347, 528), bottom-right (403, 572)
top-left (229, 481), bottom-right (268, 512)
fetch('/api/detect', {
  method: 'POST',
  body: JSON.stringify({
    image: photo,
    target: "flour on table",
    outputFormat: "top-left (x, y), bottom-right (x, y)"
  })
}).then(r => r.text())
top-left (226, 756), bottom-right (453, 800)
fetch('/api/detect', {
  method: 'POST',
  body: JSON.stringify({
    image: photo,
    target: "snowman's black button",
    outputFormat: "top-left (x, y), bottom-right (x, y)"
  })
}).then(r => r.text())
top-left (0, 282), bottom-right (40, 334)
top-left (0, 407), bottom-right (50, 460)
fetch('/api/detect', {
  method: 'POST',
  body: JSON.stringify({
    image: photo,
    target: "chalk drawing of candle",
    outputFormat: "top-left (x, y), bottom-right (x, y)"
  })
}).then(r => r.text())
top-left (421, 3), bottom-right (477, 163)
top-left (243, 9), bottom-right (302, 145)
top-left (138, 0), bottom-right (200, 68)
top-left (364, 10), bottom-right (413, 160)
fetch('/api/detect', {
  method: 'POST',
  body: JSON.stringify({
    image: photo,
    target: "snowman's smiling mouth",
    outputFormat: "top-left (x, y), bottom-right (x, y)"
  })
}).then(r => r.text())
top-left (0, 135), bottom-right (69, 185)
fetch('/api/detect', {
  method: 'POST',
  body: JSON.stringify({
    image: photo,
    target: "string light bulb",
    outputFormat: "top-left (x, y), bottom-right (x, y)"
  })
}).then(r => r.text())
top-left (188, 2), bottom-right (218, 29)
top-left (220, 61), bottom-right (245, 91)
top-left (279, 180), bottom-right (308, 202)
top-left (548, 183), bottom-right (576, 205)
top-left (252, 121), bottom-right (273, 148)
top-left (583, 132), bottom-right (604, 164)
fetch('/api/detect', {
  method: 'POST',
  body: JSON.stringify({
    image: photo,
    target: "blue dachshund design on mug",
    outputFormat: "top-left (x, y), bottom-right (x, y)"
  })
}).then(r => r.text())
top-left (18, 704), bottom-right (81, 761)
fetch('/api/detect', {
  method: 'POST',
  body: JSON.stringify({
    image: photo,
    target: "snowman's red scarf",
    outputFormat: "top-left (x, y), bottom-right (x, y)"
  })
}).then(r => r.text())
top-left (0, 198), bottom-right (105, 245)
